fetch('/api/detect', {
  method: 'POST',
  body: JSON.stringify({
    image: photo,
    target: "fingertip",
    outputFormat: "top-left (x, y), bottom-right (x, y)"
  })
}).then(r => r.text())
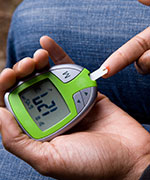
top-left (40, 35), bottom-right (52, 42)
top-left (102, 66), bottom-right (110, 78)
top-left (40, 36), bottom-right (55, 58)
top-left (0, 68), bottom-right (16, 91)
top-left (13, 57), bottom-right (35, 78)
top-left (40, 35), bottom-right (74, 64)
top-left (33, 49), bottom-right (50, 70)
top-left (106, 66), bottom-right (110, 73)
top-left (0, 69), bottom-right (16, 107)
top-left (33, 48), bottom-right (49, 58)
top-left (40, 35), bottom-right (50, 41)
top-left (40, 35), bottom-right (52, 49)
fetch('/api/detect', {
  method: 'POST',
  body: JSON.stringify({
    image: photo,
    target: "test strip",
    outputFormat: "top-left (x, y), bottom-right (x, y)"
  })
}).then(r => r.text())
top-left (90, 65), bottom-right (108, 81)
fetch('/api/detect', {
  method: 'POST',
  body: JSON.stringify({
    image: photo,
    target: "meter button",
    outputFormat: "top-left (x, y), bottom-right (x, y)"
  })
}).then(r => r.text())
top-left (73, 92), bottom-right (84, 113)
top-left (80, 88), bottom-right (91, 105)
top-left (51, 69), bottom-right (80, 83)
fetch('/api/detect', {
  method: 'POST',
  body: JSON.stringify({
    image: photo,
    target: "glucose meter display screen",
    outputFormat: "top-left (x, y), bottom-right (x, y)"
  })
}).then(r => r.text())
top-left (20, 79), bottom-right (70, 131)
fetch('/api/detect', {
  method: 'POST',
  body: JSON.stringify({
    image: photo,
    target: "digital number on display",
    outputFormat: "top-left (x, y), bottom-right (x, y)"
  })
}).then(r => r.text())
top-left (20, 79), bottom-right (70, 131)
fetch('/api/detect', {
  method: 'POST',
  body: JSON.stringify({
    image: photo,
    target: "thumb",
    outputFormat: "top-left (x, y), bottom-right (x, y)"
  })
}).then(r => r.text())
top-left (0, 107), bottom-right (25, 146)
top-left (0, 108), bottom-right (44, 171)
top-left (0, 108), bottom-right (73, 178)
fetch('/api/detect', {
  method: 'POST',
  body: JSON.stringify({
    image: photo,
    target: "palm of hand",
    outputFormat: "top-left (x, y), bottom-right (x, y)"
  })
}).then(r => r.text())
top-left (31, 94), bottom-right (150, 180)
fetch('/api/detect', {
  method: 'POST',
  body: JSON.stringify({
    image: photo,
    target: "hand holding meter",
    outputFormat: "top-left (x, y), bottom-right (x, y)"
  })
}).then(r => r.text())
top-left (4, 64), bottom-right (108, 141)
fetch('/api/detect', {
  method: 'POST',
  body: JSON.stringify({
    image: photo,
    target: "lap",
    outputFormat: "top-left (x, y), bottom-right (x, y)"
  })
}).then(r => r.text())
top-left (7, 0), bottom-right (150, 121)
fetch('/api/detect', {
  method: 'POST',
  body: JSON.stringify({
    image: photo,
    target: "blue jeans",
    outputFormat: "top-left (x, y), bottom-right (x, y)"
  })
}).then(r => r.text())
top-left (1, 0), bottom-right (150, 179)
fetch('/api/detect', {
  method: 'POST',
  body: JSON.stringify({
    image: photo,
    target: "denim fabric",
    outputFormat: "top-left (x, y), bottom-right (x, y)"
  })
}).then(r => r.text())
top-left (142, 124), bottom-right (150, 133)
top-left (2, 0), bottom-right (150, 179)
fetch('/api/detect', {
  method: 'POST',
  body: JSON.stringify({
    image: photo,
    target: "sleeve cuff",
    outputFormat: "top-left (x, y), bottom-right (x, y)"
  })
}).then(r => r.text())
top-left (142, 124), bottom-right (150, 133)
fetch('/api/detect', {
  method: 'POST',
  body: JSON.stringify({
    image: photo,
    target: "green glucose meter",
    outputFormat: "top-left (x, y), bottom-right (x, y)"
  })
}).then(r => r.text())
top-left (4, 64), bottom-right (97, 141)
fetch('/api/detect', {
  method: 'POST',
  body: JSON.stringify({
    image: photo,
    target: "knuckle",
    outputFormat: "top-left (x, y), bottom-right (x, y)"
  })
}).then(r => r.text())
top-left (2, 138), bottom-right (13, 152)
top-left (117, 49), bottom-right (131, 66)
top-left (134, 35), bottom-right (150, 52)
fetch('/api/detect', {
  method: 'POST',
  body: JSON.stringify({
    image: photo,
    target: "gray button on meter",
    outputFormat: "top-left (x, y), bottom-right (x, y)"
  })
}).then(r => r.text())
top-left (73, 92), bottom-right (84, 113)
top-left (80, 88), bottom-right (91, 105)
top-left (51, 68), bottom-right (80, 83)
top-left (51, 64), bottom-right (84, 83)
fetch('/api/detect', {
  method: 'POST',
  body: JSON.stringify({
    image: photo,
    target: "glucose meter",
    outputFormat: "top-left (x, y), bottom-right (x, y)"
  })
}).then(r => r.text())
top-left (4, 64), bottom-right (108, 141)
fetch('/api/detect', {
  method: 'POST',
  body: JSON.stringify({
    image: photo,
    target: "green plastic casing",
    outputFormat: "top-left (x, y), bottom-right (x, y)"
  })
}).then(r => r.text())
top-left (7, 68), bottom-right (97, 140)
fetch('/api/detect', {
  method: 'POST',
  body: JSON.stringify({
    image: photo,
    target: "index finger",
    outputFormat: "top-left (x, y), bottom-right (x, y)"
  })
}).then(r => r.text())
top-left (102, 27), bottom-right (150, 78)
top-left (138, 0), bottom-right (150, 6)
top-left (40, 36), bottom-right (74, 64)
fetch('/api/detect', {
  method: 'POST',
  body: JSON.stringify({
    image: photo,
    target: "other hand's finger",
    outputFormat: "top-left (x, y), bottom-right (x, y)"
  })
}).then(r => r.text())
top-left (138, 0), bottom-right (150, 6)
top-left (134, 49), bottom-right (150, 74)
top-left (102, 27), bottom-right (150, 78)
